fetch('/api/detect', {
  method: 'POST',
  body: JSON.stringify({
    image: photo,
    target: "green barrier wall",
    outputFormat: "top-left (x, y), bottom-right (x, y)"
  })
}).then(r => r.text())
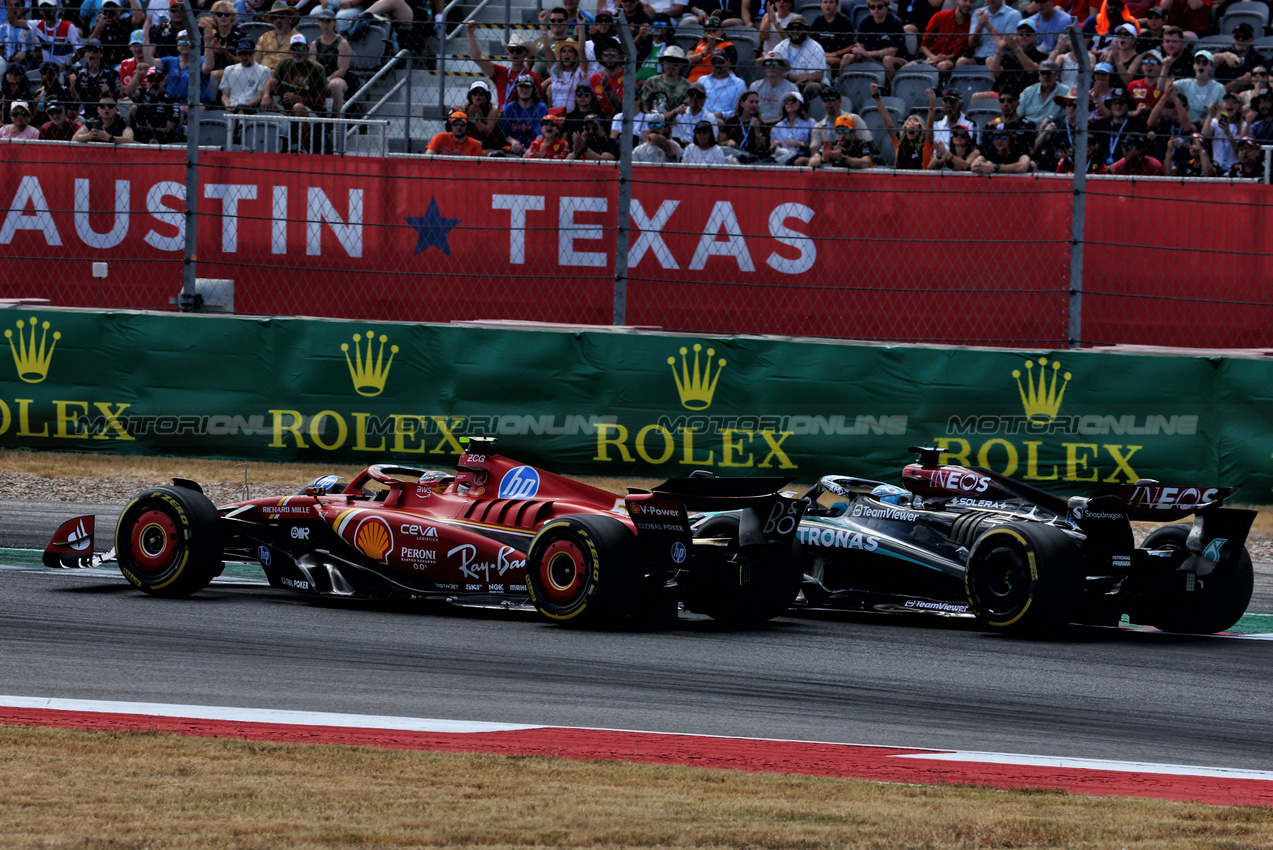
top-left (3, 308), bottom-right (1270, 501)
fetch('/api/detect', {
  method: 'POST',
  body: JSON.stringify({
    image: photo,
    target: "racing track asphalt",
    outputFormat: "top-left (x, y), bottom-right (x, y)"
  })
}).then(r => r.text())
top-left (2, 499), bottom-right (1272, 773)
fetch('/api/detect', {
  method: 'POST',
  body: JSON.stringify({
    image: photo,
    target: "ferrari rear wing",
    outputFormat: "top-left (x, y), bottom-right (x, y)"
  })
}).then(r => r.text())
top-left (643, 476), bottom-right (792, 512)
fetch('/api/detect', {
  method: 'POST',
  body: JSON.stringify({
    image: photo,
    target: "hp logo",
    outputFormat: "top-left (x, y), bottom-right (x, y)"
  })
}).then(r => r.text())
top-left (498, 466), bottom-right (541, 499)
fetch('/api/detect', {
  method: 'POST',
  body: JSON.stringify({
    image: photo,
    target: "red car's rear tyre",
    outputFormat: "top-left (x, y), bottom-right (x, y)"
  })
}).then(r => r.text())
top-left (115, 485), bottom-right (224, 598)
top-left (525, 514), bottom-right (639, 626)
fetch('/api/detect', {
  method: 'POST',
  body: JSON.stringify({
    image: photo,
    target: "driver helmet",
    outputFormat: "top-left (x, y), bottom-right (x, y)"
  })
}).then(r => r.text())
top-left (871, 484), bottom-right (910, 506)
top-left (417, 469), bottom-right (452, 493)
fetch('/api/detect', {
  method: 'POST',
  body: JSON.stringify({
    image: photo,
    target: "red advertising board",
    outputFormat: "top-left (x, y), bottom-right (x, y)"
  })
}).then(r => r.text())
top-left (0, 142), bottom-right (1268, 347)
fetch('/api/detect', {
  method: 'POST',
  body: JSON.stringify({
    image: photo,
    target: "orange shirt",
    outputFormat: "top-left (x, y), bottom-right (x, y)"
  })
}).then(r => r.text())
top-left (426, 132), bottom-right (483, 156)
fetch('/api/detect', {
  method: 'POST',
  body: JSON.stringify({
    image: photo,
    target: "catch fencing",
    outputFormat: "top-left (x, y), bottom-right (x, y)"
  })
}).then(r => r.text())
top-left (2, 14), bottom-right (1272, 348)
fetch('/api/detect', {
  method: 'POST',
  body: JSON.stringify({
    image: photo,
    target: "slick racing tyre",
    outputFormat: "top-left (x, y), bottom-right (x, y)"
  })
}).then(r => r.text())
top-left (115, 485), bottom-right (224, 598)
top-left (682, 514), bottom-right (802, 625)
top-left (1141, 524), bottom-right (1253, 634)
top-left (964, 522), bottom-right (1081, 635)
top-left (525, 514), bottom-right (639, 627)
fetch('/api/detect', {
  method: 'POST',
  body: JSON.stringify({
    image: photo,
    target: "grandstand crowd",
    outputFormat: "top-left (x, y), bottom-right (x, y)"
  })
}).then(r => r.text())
top-left (1, 0), bottom-right (1269, 176)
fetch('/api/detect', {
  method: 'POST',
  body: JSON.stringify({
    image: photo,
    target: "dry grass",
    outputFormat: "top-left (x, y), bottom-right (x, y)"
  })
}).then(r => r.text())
top-left (3, 725), bottom-right (1272, 849)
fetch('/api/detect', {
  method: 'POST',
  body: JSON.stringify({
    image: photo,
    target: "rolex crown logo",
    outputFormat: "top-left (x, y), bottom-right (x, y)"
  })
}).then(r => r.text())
top-left (6, 316), bottom-right (60, 384)
top-left (668, 343), bottom-right (726, 411)
top-left (1013, 357), bottom-right (1071, 424)
top-left (342, 331), bottom-right (398, 397)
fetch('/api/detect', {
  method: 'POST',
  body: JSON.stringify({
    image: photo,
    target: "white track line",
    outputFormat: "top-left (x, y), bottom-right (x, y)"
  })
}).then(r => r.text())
top-left (892, 750), bottom-right (1273, 780)
top-left (0, 696), bottom-right (538, 734)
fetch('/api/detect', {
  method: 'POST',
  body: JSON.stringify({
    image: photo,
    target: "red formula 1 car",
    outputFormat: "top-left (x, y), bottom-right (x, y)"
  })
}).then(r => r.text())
top-left (45, 439), bottom-right (805, 627)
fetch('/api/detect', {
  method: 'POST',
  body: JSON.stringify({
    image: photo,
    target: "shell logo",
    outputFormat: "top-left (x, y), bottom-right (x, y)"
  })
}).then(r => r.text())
top-left (354, 516), bottom-right (393, 563)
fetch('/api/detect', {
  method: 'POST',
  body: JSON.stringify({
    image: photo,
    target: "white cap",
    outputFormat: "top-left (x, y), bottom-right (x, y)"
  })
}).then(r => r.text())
top-left (289, 32), bottom-right (307, 45)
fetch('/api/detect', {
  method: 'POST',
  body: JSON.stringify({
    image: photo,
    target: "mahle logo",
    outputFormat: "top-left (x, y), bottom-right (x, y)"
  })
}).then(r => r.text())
top-left (668, 343), bottom-right (726, 411)
top-left (342, 331), bottom-right (398, 397)
top-left (1013, 356), bottom-right (1071, 424)
top-left (6, 316), bottom-right (60, 384)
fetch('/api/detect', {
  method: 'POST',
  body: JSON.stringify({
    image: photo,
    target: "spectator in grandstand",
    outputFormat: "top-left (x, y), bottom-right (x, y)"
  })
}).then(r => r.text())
top-left (969, 0), bottom-right (1022, 65)
top-left (534, 7), bottom-right (578, 78)
top-left (307, 11), bottom-right (354, 114)
top-left (560, 0), bottom-right (595, 31)
top-left (1166, 131), bottom-right (1215, 174)
top-left (933, 88), bottom-right (974, 145)
top-left (928, 123), bottom-right (978, 168)
top-left (37, 100), bottom-right (80, 139)
top-left (984, 91), bottom-right (1037, 155)
top-left (682, 118), bottom-right (725, 163)
top-left (810, 0), bottom-right (854, 72)
top-left (1107, 132), bottom-right (1164, 172)
top-left (220, 37), bottom-right (269, 110)
top-left (1226, 134), bottom-right (1265, 177)
top-left (524, 112), bottom-right (571, 158)
top-left (1025, 0), bottom-right (1071, 53)
top-left (670, 80), bottom-right (717, 142)
top-left (1019, 59), bottom-right (1070, 123)
top-left (254, 0), bottom-right (300, 71)
top-left (0, 99), bottom-right (38, 137)
top-left (970, 123), bottom-right (1032, 172)
top-left (588, 37), bottom-right (624, 116)
top-left (200, 0), bottom-right (244, 84)
top-left (1089, 60), bottom-right (1115, 114)
top-left (917, 0), bottom-right (974, 72)
top-left (543, 37), bottom-right (589, 110)
top-left (615, 0), bottom-right (653, 47)
top-left (846, 0), bottom-right (906, 75)
top-left (86, 0), bottom-right (136, 68)
top-left (460, 78), bottom-right (504, 150)
top-left (749, 51), bottom-right (797, 123)
top-left (72, 94), bottom-right (133, 141)
top-left (608, 107), bottom-right (649, 144)
top-left (701, 0), bottom-right (756, 28)
top-left (1248, 89), bottom-right (1273, 140)
top-left (758, 0), bottom-right (800, 52)
top-left (642, 44), bottom-right (690, 116)
top-left (988, 20), bottom-right (1046, 98)
top-left (1102, 22), bottom-right (1139, 85)
top-left (1, 0), bottom-right (36, 72)
top-left (768, 90), bottom-right (813, 164)
top-left (144, 3), bottom-right (181, 59)
top-left (1176, 50), bottom-right (1226, 124)
top-left (0, 63), bottom-right (31, 120)
top-left (132, 66), bottom-right (179, 140)
top-left (32, 62), bottom-right (68, 116)
top-left (261, 33), bottom-right (328, 115)
top-left (810, 86), bottom-right (873, 150)
top-left (1050, 30), bottom-right (1091, 90)
top-left (874, 85), bottom-right (936, 168)
top-left (565, 111), bottom-right (618, 159)
top-left (635, 13), bottom-right (675, 83)
top-left (898, 0), bottom-right (942, 42)
top-left (1158, 26), bottom-right (1192, 81)
top-left (1135, 5), bottom-right (1164, 51)
top-left (1128, 49), bottom-right (1165, 114)
top-left (1202, 92), bottom-right (1244, 169)
top-left (29, 0), bottom-right (82, 69)
top-left (585, 10), bottom-right (616, 47)
top-left (1146, 78), bottom-right (1197, 148)
top-left (1032, 91), bottom-right (1078, 169)
top-left (565, 80), bottom-right (602, 135)
top-left (68, 39), bottom-right (120, 109)
top-left (500, 73), bottom-right (547, 154)
top-left (719, 88), bottom-right (767, 159)
top-left (632, 115), bottom-right (683, 161)
top-left (118, 29), bottom-right (146, 90)
top-left (808, 114), bottom-right (873, 168)
top-left (465, 22), bottom-right (541, 109)
top-left (772, 17), bottom-right (827, 99)
top-left (1214, 23), bottom-right (1268, 92)
top-left (1159, 0), bottom-right (1211, 38)
top-left (1092, 87), bottom-right (1145, 164)
top-left (1239, 65), bottom-right (1269, 113)
top-left (1081, 0), bottom-right (1138, 53)
top-left (141, 29), bottom-right (213, 107)
top-left (425, 109), bottom-right (483, 156)
top-left (684, 16), bottom-right (734, 82)
top-left (701, 48), bottom-right (744, 119)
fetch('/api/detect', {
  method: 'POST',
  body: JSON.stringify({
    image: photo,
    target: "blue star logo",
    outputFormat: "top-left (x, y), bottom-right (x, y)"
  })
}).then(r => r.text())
top-left (405, 198), bottom-right (461, 257)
